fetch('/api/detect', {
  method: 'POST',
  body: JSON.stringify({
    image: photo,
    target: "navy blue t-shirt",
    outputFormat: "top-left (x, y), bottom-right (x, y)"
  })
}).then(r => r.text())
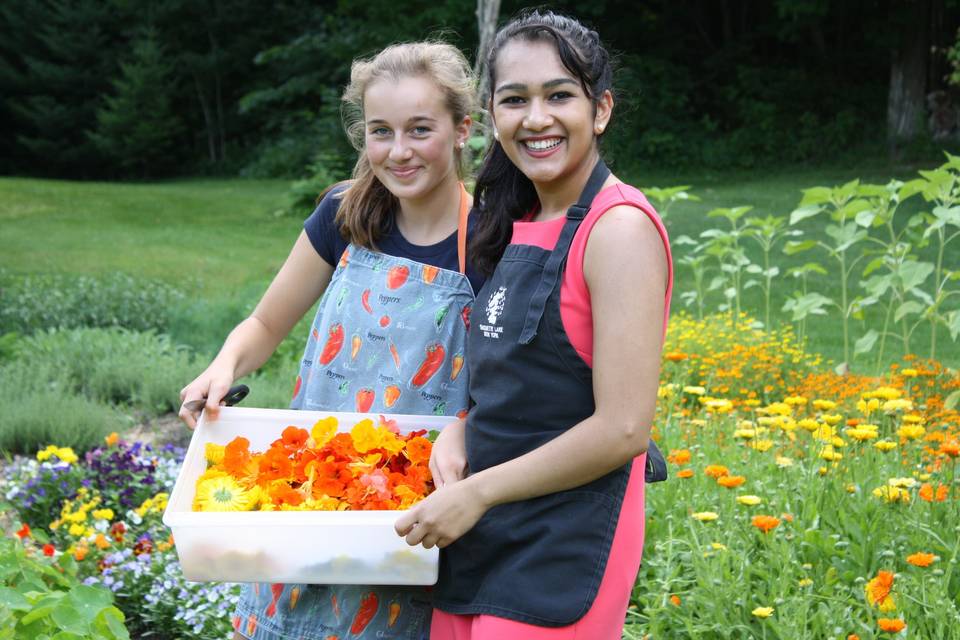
top-left (304, 184), bottom-right (484, 295)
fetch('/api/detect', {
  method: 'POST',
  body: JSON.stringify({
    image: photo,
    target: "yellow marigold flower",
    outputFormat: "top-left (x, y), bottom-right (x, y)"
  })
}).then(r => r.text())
top-left (738, 420), bottom-right (756, 429)
top-left (691, 511), bottom-right (719, 522)
top-left (798, 578), bottom-right (813, 587)
top-left (872, 485), bottom-right (910, 504)
top-left (750, 439), bottom-right (774, 452)
top-left (762, 402), bottom-right (792, 416)
top-left (846, 483), bottom-right (857, 493)
top-left (857, 398), bottom-right (881, 415)
top-left (918, 473), bottom-right (931, 481)
top-left (887, 477), bottom-right (917, 489)
top-left (744, 399), bottom-right (762, 407)
top-left (812, 425), bottom-right (835, 441)
top-left (752, 606), bottom-right (774, 618)
top-left (902, 414), bottom-right (924, 424)
top-left (905, 552), bottom-right (937, 567)
top-left (831, 437), bottom-right (846, 448)
top-left (758, 416), bottom-right (780, 427)
top-left (797, 419), bottom-right (820, 432)
top-left (813, 399), bottom-right (836, 411)
top-left (689, 419), bottom-right (707, 427)
top-left (847, 427), bottom-right (879, 441)
top-left (734, 428), bottom-right (756, 439)
top-left (704, 398), bottom-right (733, 413)
top-left (818, 466), bottom-right (829, 475)
top-left (683, 386), bottom-right (706, 395)
top-left (896, 424), bottom-right (925, 440)
top-left (204, 443), bottom-right (226, 465)
top-left (784, 396), bottom-right (807, 406)
top-left (872, 386), bottom-right (902, 401)
top-left (865, 570), bottom-right (896, 611)
top-left (775, 456), bottom-right (794, 468)
top-left (874, 440), bottom-right (897, 452)
top-left (91, 508), bottom-right (114, 521)
top-left (882, 399), bottom-right (913, 413)
top-left (194, 475), bottom-right (258, 512)
top-left (900, 368), bottom-right (919, 377)
top-left (822, 414), bottom-right (843, 426)
top-left (819, 446), bottom-right (843, 462)
top-left (657, 384), bottom-right (676, 399)
top-left (736, 495), bottom-right (762, 506)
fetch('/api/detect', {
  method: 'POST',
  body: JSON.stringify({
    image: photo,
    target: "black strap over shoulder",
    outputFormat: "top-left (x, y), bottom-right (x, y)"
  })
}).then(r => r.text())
top-left (518, 159), bottom-right (610, 345)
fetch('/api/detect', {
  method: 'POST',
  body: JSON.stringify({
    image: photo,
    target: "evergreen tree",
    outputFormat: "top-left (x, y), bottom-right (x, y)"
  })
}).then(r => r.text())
top-left (90, 29), bottom-right (184, 177)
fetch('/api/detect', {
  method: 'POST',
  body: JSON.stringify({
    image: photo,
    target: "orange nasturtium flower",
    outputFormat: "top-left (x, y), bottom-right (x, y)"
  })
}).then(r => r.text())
top-left (877, 618), bottom-right (906, 633)
top-left (223, 437), bottom-right (253, 477)
top-left (905, 552), bottom-right (937, 567)
top-left (404, 436), bottom-right (432, 465)
top-left (865, 570), bottom-right (896, 612)
top-left (667, 449), bottom-right (692, 465)
top-left (669, 594), bottom-right (681, 606)
top-left (751, 515), bottom-right (781, 533)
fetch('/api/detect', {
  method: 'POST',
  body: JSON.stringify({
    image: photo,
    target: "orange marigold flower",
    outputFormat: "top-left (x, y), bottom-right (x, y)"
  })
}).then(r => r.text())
top-left (665, 351), bottom-right (688, 362)
top-left (704, 464), bottom-right (729, 478)
top-left (677, 469), bottom-right (694, 479)
top-left (848, 635), bottom-right (860, 640)
top-left (667, 449), bottom-right (692, 465)
top-left (751, 515), bottom-right (781, 533)
top-left (405, 436), bottom-right (433, 466)
top-left (918, 483), bottom-right (949, 502)
top-left (877, 618), bottom-right (905, 633)
top-left (940, 440), bottom-right (960, 457)
top-left (865, 570), bottom-right (896, 612)
top-left (669, 594), bottom-right (681, 606)
top-left (717, 475), bottom-right (746, 488)
top-left (905, 552), bottom-right (936, 567)
top-left (15, 523), bottom-right (30, 539)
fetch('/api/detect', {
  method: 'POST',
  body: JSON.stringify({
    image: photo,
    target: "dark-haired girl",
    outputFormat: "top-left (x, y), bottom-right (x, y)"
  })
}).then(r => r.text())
top-left (395, 11), bottom-right (672, 640)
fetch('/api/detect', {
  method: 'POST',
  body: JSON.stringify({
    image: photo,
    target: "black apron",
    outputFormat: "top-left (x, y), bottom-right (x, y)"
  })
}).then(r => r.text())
top-left (434, 161), bottom-right (666, 627)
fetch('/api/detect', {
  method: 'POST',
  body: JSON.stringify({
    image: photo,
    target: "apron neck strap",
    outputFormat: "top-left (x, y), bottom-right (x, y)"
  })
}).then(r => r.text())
top-left (456, 182), bottom-right (470, 275)
top-left (518, 158), bottom-right (610, 345)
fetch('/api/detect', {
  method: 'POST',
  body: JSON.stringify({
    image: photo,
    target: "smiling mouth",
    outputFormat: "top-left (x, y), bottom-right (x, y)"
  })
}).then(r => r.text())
top-left (389, 167), bottom-right (420, 177)
top-left (522, 137), bottom-right (563, 151)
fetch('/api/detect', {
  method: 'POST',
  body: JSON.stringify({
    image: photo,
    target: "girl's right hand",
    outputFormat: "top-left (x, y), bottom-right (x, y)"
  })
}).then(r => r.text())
top-left (178, 368), bottom-right (234, 429)
top-left (429, 418), bottom-right (468, 488)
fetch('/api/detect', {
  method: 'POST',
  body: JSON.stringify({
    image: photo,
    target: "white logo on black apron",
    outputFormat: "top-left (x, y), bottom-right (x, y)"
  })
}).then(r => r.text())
top-left (480, 286), bottom-right (506, 339)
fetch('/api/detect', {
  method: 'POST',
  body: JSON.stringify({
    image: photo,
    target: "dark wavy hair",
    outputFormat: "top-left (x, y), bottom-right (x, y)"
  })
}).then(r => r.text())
top-left (469, 9), bottom-right (615, 275)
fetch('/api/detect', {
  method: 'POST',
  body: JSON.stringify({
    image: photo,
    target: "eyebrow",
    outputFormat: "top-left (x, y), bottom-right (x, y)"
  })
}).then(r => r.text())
top-left (366, 116), bottom-right (438, 126)
top-left (494, 77), bottom-right (579, 95)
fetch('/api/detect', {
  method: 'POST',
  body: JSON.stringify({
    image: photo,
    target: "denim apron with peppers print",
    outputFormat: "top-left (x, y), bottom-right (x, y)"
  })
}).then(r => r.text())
top-left (435, 161), bottom-right (665, 626)
top-left (235, 187), bottom-right (474, 640)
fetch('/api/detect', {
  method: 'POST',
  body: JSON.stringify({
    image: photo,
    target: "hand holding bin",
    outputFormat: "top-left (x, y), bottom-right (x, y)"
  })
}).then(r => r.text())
top-left (162, 406), bottom-right (449, 585)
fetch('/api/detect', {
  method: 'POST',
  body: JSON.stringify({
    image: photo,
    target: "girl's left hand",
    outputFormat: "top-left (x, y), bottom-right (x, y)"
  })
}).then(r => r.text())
top-left (394, 479), bottom-right (488, 549)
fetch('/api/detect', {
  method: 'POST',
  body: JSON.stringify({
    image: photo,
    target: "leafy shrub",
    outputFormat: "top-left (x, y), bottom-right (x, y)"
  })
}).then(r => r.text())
top-left (0, 388), bottom-right (120, 455)
top-left (0, 271), bottom-right (185, 335)
top-left (14, 327), bottom-right (196, 414)
top-left (0, 537), bottom-right (129, 639)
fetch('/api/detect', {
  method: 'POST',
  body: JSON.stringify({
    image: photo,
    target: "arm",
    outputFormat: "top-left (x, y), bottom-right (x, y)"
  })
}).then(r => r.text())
top-left (397, 204), bottom-right (667, 547)
top-left (179, 231), bottom-right (334, 427)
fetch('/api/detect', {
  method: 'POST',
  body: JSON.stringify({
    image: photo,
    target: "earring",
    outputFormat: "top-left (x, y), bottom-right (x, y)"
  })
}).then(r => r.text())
top-left (493, 128), bottom-right (499, 141)
top-left (458, 142), bottom-right (465, 149)
top-left (595, 124), bottom-right (605, 134)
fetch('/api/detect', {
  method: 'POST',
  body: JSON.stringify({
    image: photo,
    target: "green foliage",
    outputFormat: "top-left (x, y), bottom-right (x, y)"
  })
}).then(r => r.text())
top-left (0, 538), bottom-right (129, 639)
top-left (0, 271), bottom-right (185, 336)
top-left (277, 153), bottom-right (342, 217)
top-left (11, 328), bottom-right (196, 414)
top-left (89, 29), bottom-right (184, 177)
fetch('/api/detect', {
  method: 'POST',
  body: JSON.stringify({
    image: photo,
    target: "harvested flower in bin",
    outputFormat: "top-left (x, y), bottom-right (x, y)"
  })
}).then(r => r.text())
top-left (193, 417), bottom-right (434, 512)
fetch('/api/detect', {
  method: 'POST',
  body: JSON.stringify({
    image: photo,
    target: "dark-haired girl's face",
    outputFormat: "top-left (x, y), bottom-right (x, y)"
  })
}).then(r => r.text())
top-left (491, 39), bottom-right (611, 189)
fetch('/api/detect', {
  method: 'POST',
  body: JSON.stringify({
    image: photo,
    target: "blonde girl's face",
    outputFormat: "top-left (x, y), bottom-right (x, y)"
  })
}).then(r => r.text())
top-left (491, 39), bottom-right (611, 187)
top-left (363, 75), bottom-right (470, 203)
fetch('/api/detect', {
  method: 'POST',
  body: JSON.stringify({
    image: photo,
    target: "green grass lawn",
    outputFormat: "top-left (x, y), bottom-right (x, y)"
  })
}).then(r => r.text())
top-left (1, 163), bottom-right (957, 372)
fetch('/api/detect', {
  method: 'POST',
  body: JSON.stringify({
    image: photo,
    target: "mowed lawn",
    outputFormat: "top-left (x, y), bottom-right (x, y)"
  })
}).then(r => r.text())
top-left (1, 163), bottom-right (957, 371)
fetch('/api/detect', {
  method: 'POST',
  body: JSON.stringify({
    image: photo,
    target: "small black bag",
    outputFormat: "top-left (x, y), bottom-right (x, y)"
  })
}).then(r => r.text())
top-left (644, 440), bottom-right (668, 483)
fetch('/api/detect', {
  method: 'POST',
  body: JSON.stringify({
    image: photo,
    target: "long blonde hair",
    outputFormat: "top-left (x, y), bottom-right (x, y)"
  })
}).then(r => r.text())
top-left (334, 42), bottom-right (478, 249)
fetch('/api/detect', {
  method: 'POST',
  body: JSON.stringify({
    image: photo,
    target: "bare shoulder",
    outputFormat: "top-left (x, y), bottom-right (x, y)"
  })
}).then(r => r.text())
top-left (585, 204), bottom-right (667, 279)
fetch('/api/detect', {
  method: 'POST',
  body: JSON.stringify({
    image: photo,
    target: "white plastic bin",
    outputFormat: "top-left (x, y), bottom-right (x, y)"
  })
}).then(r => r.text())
top-left (162, 406), bottom-right (450, 585)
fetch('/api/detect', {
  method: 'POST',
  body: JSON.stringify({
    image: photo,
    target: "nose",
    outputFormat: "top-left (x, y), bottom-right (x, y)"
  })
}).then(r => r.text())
top-left (522, 98), bottom-right (553, 131)
top-left (389, 135), bottom-right (413, 161)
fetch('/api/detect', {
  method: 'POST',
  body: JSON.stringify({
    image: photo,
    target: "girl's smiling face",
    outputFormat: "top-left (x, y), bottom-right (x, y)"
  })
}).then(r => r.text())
top-left (363, 75), bottom-right (470, 204)
top-left (491, 39), bottom-right (611, 188)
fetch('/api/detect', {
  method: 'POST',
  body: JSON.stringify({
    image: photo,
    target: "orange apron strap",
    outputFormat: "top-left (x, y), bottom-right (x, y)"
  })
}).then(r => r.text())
top-left (456, 182), bottom-right (470, 275)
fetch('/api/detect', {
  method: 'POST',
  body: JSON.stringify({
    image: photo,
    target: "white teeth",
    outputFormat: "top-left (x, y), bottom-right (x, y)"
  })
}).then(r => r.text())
top-left (524, 138), bottom-right (562, 151)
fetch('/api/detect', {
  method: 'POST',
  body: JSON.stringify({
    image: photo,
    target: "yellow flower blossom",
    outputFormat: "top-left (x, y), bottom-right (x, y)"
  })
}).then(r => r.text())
top-left (775, 456), bottom-right (794, 468)
top-left (691, 511), bottom-right (719, 521)
top-left (311, 417), bottom-right (339, 448)
top-left (683, 386), bottom-right (706, 395)
top-left (750, 439), bottom-right (774, 452)
top-left (874, 440), bottom-right (897, 452)
top-left (752, 606), bottom-right (774, 618)
top-left (736, 495), bottom-right (762, 506)
top-left (821, 414), bottom-right (843, 426)
top-left (897, 424), bottom-right (925, 440)
top-left (813, 399), bottom-right (836, 411)
top-left (91, 508), bottom-right (114, 521)
top-left (872, 486), bottom-right (910, 503)
top-left (887, 477), bottom-right (918, 489)
top-left (883, 399), bottom-right (913, 413)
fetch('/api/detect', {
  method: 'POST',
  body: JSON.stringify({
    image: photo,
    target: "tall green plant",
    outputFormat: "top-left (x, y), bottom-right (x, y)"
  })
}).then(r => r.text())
top-left (701, 207), bottom-right (755, 331)
top-left (743, 214), bottom-right (799, 329)
top-left (787, 180), bottom-right (872, 368)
